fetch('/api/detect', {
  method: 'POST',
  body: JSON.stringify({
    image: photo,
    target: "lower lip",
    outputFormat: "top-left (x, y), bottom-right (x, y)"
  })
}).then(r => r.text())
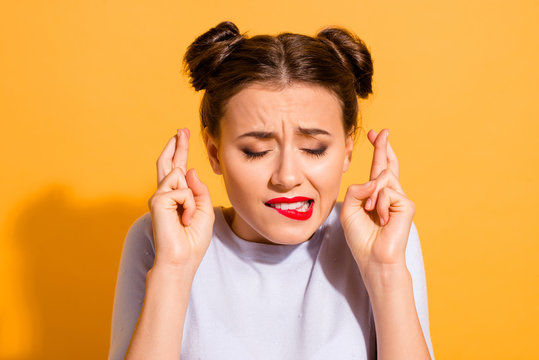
top-left (268, 201), bottom-right (314, 221)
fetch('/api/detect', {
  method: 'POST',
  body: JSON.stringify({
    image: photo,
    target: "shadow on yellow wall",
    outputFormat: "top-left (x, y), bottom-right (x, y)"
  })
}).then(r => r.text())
top-left (10, 186), bottom-right (145, 359)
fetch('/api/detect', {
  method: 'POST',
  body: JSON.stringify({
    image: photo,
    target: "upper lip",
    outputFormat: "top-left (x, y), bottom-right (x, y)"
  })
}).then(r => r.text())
top-left (265, 196), bottom-right (313, 204)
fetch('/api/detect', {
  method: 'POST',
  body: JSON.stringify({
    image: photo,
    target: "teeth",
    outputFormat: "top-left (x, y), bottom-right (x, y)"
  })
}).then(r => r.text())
top-left (269, 200), bottom-right (311, 212)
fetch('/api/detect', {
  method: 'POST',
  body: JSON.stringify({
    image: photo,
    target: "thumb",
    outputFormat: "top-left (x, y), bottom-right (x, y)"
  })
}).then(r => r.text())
top-left (185, 168), bottom-right (213, 214)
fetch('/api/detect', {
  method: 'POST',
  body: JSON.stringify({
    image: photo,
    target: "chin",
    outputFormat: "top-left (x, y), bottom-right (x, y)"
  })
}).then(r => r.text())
top-left (260, 223), bottom-right (319, 245)
top-left (255, 206), bottom-right (328, 245)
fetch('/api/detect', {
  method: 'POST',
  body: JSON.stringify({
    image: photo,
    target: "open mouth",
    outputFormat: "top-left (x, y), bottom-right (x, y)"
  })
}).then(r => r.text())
top-left (264, 198), bottom-right (314, 220)
top-left (265, 199), bottom-right (313, 212)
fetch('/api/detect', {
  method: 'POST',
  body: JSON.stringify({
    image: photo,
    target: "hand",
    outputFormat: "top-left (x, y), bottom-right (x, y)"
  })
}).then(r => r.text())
top-left (148, 128), bottom-right (214, 271)
top-left (340, 129), bottom-right (416, 280)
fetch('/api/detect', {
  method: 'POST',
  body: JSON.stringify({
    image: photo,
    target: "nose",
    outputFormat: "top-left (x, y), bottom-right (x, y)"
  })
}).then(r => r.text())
top-left (269, 147), bottom-right (303, 190)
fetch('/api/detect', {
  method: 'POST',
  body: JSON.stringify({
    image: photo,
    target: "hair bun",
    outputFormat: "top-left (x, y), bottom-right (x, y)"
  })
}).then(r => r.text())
top-left (183, 21), bottom-right (243, 91)
top-left (316, 27), bottom-right (373, 98)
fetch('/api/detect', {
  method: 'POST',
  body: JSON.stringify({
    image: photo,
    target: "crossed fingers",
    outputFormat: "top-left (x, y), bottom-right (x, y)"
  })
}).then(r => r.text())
top-left (156, 128), bottom-right (190, 190)
top-left (364, 129), bottom-right (406, 212)
top-left (368, 128), bottom-right (399, 180)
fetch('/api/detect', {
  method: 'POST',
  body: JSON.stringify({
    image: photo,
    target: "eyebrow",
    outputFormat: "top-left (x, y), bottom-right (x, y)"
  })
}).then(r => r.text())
top-left (236, 127), bottom-right (331, 140)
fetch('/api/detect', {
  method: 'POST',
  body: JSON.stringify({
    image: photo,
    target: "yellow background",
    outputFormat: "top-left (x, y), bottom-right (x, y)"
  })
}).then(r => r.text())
top-left (1, 0), bottom-right (538, 359)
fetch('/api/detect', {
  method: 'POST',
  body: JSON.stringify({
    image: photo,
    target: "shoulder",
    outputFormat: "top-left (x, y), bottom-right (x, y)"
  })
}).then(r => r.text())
top-left (404, 220), bottom-right (423, 267)
top-left (128, 211), bottom-right (153, 235)
top-left (126, 212), bottom-right (154, 245)
top-left (119, 212), bottom-right (157, 264)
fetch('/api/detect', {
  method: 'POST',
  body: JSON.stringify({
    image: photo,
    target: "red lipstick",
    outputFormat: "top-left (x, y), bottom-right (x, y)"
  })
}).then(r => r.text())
top-left (266, 196), bottom-right (311, 204)
top-left (265, 197), bottom-right (314, 221)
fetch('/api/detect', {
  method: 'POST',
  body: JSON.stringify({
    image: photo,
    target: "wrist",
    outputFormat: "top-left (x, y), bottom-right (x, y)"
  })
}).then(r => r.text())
top-left (149, 262), bottom-right (198, 282)
top-left (364, 263), bottom-right (430, 359)
top-left (362, 262), bottom-right (412, 299)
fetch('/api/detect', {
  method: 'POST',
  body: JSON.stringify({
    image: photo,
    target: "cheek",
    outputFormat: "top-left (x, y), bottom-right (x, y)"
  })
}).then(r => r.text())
top-left (310, 166), bottom-right (343, 191)
top-left (306, 151), bottom-right (346, 195)
top-left (221, 153), bottom-right (264, 195)
top-left (308, 147), bottom-right (346, 175)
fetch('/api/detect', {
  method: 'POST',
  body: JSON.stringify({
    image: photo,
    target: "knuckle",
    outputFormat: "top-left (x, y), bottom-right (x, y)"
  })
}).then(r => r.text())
top-left (349, 184), bottom-right (361, 193)
top-left (176, 188), bottom-right (194, 203)
top-left (183, 187), bottom-right (194, 200)
top-left (408, 199), bottom-right (416, 212)
top-left (148, 194), bottom-right (161, 209)
top-left (344, 184), bottom-right (357, 197)
top-left (365, 181), bottom-right (378, 195)
top-left (157, 192), bottom-right (172, 204)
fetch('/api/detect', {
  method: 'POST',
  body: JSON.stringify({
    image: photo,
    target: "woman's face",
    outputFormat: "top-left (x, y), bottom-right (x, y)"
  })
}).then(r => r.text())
top-left (205, 83), bottom-right (354, 245)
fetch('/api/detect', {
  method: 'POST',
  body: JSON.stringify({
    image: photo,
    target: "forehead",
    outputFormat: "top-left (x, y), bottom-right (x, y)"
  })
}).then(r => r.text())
top-left (221, 83), bottom-right (343, 135)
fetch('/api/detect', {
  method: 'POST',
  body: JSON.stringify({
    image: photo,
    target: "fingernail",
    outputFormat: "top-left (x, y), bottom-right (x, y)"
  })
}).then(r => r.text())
top-left (365, 198), bottom-right (372, 209)
top-left (379, 216), bottom-right (385, 226)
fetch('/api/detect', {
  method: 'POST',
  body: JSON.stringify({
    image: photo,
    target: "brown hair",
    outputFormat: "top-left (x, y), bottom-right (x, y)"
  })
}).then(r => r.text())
top-left (183, 21), bottom-right (373, 140)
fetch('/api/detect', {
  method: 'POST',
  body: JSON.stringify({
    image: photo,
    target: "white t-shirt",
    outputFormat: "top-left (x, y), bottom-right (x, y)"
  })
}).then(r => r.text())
top-left (108, 202), bottom-right (434, 359)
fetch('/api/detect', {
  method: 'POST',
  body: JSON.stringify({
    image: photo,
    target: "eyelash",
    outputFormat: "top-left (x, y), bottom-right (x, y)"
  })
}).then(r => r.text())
top-left (242, 147), bottom-right (328, 160)
top-left (242, 150), bottom-right (268, 159)
top-left (304, 147), bottom-right (327, 157)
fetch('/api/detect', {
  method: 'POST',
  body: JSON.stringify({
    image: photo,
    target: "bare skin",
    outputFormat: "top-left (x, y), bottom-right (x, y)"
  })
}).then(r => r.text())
top-left (125, 83), bottom-right (430, 359)
top-left (125, 128), bottom-right (214, 360)
top-left (340, 128), bottom-right (431, 359)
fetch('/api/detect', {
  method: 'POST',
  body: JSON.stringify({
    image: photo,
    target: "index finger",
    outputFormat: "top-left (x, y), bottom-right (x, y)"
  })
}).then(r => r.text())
top-left (368, 128), bottom-right (389, 180)
top-left (157, 134), bottom-right (177, 185)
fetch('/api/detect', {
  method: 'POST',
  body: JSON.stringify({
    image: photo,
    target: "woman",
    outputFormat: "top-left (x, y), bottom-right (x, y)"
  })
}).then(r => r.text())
top-left (109, 21), bottom-right (434, 359)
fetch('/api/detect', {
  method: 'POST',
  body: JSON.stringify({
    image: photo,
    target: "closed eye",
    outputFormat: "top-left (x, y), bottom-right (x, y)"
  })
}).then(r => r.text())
top-left (303, 146), bottom-right (327, 157)
top-left (242, 149), bottom-right (270, 160)
top-left (242, 146), bottom-right (327, 160)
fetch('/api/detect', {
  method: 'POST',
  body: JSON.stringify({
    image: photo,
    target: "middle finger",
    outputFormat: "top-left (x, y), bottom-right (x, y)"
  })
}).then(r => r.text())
top-left (172, 128), bottom-right (190, 174)
top-left (368, 129), bottom-right (399, 179)
top-left (369, 128), bottom-right (389, 180)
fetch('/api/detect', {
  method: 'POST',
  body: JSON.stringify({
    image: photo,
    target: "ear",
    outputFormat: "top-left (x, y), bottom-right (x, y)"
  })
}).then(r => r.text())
top-left (342, 132), bottom-right (354, 173)
top-left (203, 127), bottom-right (222, 175)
